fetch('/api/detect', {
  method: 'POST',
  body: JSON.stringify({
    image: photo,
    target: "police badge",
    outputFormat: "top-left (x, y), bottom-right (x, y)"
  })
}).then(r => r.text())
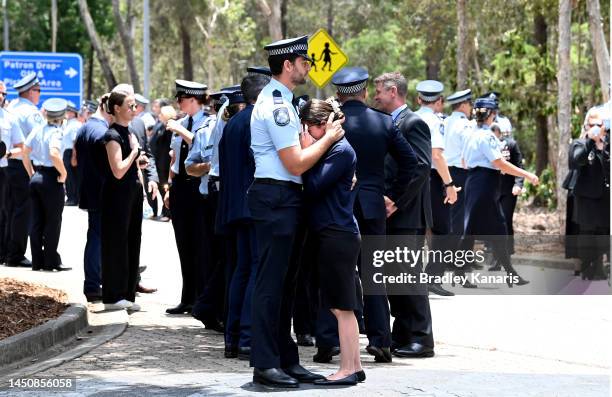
top-left (273, 107), bottom-right (290, 126)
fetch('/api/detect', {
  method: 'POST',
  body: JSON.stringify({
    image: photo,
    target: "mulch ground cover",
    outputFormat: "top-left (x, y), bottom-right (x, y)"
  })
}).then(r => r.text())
top-left (0, 278), bottom-right (68, 340)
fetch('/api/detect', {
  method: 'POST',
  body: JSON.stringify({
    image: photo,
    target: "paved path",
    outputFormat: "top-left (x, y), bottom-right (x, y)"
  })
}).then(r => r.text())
top-left (0, 206), bottom-right (610, 396)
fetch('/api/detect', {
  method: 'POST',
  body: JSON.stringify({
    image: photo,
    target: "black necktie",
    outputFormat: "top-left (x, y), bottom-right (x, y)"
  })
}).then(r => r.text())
top-left (178, 116), bottom-right (193, 176)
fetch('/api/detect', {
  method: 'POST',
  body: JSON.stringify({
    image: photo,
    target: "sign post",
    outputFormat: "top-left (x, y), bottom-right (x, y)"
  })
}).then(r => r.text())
top-left (0, 51), bottom-right (83, 108)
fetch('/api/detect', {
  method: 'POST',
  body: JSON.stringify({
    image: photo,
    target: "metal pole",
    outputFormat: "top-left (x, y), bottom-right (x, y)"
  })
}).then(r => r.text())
top-left (2, 0), bottom-right (9, 51)
top-left (143, 0), bottom-right (150, 98)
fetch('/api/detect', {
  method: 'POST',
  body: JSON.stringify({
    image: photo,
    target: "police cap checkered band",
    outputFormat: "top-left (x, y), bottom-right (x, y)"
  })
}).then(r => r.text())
top-left (175, 79), bottom-right (207, 97)
top-left (267, 44), bottom-right (308, 56)
top-left (335, 80), bottom-right (367, 94)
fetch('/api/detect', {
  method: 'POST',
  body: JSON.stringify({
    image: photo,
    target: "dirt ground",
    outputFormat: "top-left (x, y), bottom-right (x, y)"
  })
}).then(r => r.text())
top-left (0, 277), bottom-right (68, 340)
top-left (513, 204), bottom-right (565, 254)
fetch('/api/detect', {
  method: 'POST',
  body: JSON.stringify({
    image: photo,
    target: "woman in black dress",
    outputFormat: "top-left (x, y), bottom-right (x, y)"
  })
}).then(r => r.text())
top-left (300, 98), bottom-right (363, 386)
top-left (100, 85), bottom-right (145, 311)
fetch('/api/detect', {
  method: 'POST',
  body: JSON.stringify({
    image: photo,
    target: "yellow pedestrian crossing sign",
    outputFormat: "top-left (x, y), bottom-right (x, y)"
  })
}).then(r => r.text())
top-left (307, 29), bottom-right (349, 88)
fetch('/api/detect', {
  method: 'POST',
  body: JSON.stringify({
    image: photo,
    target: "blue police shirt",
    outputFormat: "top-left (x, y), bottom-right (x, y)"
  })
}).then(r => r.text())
top-left (462, 125), bottom-right (502, 170)
top-left (0, 108), bottom-right (22, 167)
top-left (250, 78), bottom-right (301, 184)
top-left (170, 109), bottom-right (209, 175)
top-left (415, 106), bottom-right (444, 169)
top-left (7, 97), bottom-right (43, 160)
top-left (184, 113), bottom-right (214, 195)
top-left (62, 118), bottom-right (82, 151)
top-left (444, 111), bottom-right (474, 167)
top-left (25, 123), bottom-right (63, 167)
top-left (208, 100), bottom-right (229, 177)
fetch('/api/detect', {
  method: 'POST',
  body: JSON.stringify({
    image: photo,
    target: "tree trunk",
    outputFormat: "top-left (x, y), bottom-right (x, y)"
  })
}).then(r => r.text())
top-left (77, 0), bottom-right (117, 89)
top-left (534, 10), bottom-right (549, 175)
top-left (327, 2), bottom-right (333, 36)
top-left (456, 0), bottom-right (469, 88)
top-left (257, 0), bottom-right (282, 41)
top-left (51, 0), bottom-right (57, 52)
top-left (179, 23), bottom-right (193, 81)
top-left (586, 0), bottom-right (610, 102)
top-left (111, 0), bottom-right (140, 92)
top-left (281, 0), bottom-right (287, 39)
top-left (556, 0), bottom-right (572, 233)
top-left (87, 44), bottom-right (94, 99)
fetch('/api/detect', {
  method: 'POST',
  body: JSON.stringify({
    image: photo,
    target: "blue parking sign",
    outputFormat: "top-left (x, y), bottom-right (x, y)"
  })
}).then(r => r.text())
top-left (0, 51), bottom-right (83, 109)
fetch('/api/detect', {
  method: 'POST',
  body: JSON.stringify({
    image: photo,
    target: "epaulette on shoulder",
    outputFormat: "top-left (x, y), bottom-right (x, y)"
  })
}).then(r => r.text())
top-left (272, 89), bottom-right (284, 105)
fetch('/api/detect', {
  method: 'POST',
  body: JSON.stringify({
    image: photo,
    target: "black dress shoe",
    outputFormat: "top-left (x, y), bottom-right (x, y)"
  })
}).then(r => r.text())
top-left (355, 370), bottom-right (366, 382)
top-left (165, 303), bottom-right (193, 314)
top-left (296, 333), bottom-right (315, 346)
top-left (428, 284), bottom-right (455, 296)
top-left (224, 344), bottom-right (238, 358)
top-left (253, 368), bottom-right (298, 388)
top-left (44, 264), bottom-right (72, 271)
top-left (313, 346), bottom-right (340, 363)
top-left (238, 346), bottom-right (250, 360)
top-left (6, 258), bottom-right (32, 267)
top-left (313, 373), bottom-right (358, 386)
top-left (366, 345), bottom-right (392, 363)
top-left (393, 342), bottom-right (434, 358)
top-left (282, 364), bottom-right (325, 383)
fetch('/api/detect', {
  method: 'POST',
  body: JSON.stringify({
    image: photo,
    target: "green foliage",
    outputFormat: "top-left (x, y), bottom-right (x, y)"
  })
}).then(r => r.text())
top-left (522, 166), bottom-right (557, 209)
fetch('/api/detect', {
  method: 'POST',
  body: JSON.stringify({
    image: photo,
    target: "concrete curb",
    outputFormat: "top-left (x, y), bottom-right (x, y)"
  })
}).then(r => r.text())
top-left (0, 303), bottom-right (88, 368)
top-left (513, 254), bottom-right (580, 271)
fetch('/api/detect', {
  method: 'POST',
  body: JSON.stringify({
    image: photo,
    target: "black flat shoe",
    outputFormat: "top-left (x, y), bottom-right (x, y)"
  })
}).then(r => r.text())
top-left (6, 258), bottom-right (33, 268)
top-left (393, 342), bottom-right (434, 358)
top-left (296, 333), bottom-right (315, 346)
top-left (355, 370), bottom-right (366, 382)
top-left (238, 346), bottom-right (250, 360)
top-left (165, 303), bottom-right (193, 314)
top-left (282, 364), bottom-right (324, 383)
top-left (224, 344), bottom-right (237, 358)
top-left (313, 346), bottom-right (340, 363)
top-left (253, 368), bottom-right (298, 388)
top-left (313, 373), bottom-right (358, 386)
top-left (428, 283), bottom-right (455, 296)
top-left (366, 345), bottom-right (392, 363)
top-left (43, 264), bottom-right (72, 272)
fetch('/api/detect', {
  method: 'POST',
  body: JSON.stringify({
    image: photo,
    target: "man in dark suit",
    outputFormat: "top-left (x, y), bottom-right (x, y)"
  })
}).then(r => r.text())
top-left (374, 72), bottom-right (436, 359)
top-left (313, 67), bottom-right (421, 364)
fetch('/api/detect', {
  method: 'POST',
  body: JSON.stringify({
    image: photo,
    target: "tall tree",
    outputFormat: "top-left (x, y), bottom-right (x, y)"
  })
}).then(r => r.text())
top-left (112, 0), bottom-right (141, 92)
top-left (534, 8), bottom-right (549, 175)
top-left (556, 0), bottom-right (572, 231)
top-left (256, 0), bottom-right (283, 40)
top-left (456, 0), bottom-right (469, 88)
top-left (195, 0), bottom-right (230, 86)
top-left (77, 0), bottom-right (117, 89)
top-left (586, 0), bottom-right (610, 102)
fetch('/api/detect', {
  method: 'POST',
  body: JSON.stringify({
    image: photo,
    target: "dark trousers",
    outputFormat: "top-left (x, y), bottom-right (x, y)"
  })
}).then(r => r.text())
top-left (0, 168), bottom-right (8, 262)
top-left (63, 149), bottom-right (78, 204)
top-left (427, 172), bottom-right (451, 277)
top-left (29, 168), bottom-right (64, 269)
top-left (101, 179), bottom-right (142, 304)
top-left (449, 167), bottom-right (467, 236)
top-left (169, 177), bottom-right (201, 305)
top-left (192, 187), bottom-right (225, 322)
top-left (5, 159), bottom-right (31, 263)
top-left (387, 228), bottom-right (434, 349)
top-left (143, 173), bottom-right (158, 217)
top-left (248, 182), bottom-right (301, 369)
top-left (292, 230), bottom-right (318, 337)
top-left (499, 193), bottom-right (517, 255)
top-left (84, 209), bottom-right (102, 294)
top-left (225, 223), bottom-right (259, 347)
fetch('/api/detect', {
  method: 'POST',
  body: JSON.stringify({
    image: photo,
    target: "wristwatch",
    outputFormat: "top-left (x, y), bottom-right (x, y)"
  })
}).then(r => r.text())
top-left (443, 180), bottom-right (455, 188)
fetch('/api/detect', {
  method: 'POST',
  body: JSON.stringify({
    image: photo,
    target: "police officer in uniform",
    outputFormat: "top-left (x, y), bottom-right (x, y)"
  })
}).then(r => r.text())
top-left (247, 66), bottom-right (273, 79)
top-left (460, 98), bottom-right (537, 286)
top-left (372, 71), bottom-right (436, 359)
top-left (249, 35), bottom-right (344, 388)
top-left (482, 91), bottom-right (513, 134)
top-left (21, 98), bottom-right (70, 271)
top-left (316, 67), bottom-right (420, 364)
top-left (165, 80), bottom-right (210, 315)
top-left (415, 80), bottom-right (460, 290)
top-left (6, 72), bottom-right (44, 268)
top-left (62, 101), bottom-right (82, 206)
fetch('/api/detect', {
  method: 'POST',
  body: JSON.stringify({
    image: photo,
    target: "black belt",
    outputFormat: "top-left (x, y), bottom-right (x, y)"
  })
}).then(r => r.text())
top-left (173, 173), bottom-right (195, 183)
top-left (209, 175), bottom-right (220, 183)
top-left (34, 166), bottom-right (57, 172)
top-left (254, 177), bottom-right (302, 190)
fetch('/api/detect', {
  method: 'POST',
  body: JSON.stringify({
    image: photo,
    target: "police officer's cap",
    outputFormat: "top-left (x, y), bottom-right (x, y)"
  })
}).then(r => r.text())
top-left (134, 93), bottom-right (150, 105)
top-left (13, 72), bottom-right (40, 93)
top-left (264, 35), bottom-right (312, 61)
top-left (222, 84), bottom-right (241, 92)
top-left (481, 91), bottom-right (501, 102)
top-left (175, 79), bottom-right (207, 97)
top-left (66, 100), bottom-right (78, 114)
top-left (332, 67), bottom-right (369, 94)
top-left (247, 66), bottom-right (272, 77)
top-left (227, 90), bottom-right (245, 105)
top-left (416, 80), bottom-right (444, 101)
top-left (473, 97), bottom-right (497, 110)
top-left (42, 98), bottom-right (68, 118)
top-left (84, 99), bottom-right (98, 113)
top-left (446, 89), bottom-right (472, 105)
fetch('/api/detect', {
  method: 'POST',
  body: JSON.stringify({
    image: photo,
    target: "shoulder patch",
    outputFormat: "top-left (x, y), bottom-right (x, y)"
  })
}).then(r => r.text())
top-left (439, 124), bottom-right (444, 136)
top-left (272, 89), bottom-right (284, 105)
top-left (488, 135), bottom-right (498, 148)
top-left (273, 107), bottom-right (290, 126)
top-left (33, 113), bottom-right (42, 123)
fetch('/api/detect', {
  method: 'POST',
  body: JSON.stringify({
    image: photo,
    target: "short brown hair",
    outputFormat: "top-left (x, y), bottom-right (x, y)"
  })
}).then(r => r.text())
top-left (374, 72), bottom-right (407, 97)
top-left (300, 98), bottom-right (344, 125)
